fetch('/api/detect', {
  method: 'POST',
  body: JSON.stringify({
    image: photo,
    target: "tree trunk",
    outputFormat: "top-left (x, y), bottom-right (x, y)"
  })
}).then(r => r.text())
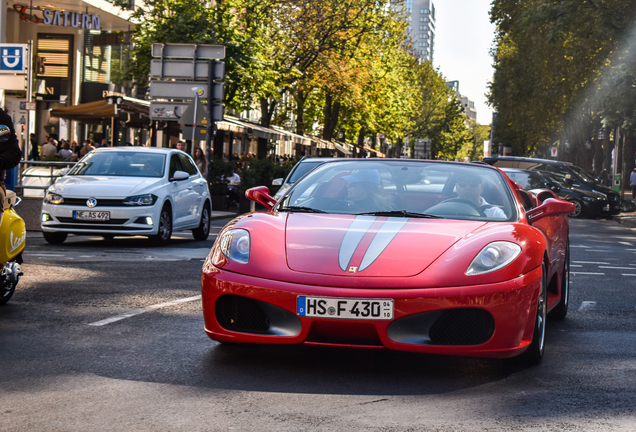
top-left (260, 96), bottom-right (277, 128)
top-left (356, 129), bottom-right (365, 158)
top-left (623, 131), bottom-right (635, 197)
top-left (294, 90), bottom-right (308, 136)
top-left (322, 93), bottom-right (341, 141)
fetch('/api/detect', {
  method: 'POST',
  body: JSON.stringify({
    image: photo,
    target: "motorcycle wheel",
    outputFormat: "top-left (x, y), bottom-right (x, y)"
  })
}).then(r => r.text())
top-left (0, 282), bottom-right (15, 305)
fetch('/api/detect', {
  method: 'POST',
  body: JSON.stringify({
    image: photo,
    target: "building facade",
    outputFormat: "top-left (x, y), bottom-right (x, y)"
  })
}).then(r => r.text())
top-left (404, 0), bottom-right (435, 63)
top-left (1, 0), bottom-right (133, 151)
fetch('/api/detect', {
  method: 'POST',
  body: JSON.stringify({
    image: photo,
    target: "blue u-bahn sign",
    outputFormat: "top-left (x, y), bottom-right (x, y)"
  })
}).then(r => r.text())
top-left (0, 44), bottom-right (27, 73)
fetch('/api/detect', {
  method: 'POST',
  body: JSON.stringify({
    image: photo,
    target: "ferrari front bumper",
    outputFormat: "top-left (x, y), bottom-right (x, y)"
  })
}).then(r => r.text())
top-left (201, 265), bottom-right (543, 359)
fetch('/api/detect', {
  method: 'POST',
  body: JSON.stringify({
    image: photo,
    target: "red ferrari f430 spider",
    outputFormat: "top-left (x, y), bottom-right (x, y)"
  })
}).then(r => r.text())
top-left (202, 160), bottom-right (574, 364)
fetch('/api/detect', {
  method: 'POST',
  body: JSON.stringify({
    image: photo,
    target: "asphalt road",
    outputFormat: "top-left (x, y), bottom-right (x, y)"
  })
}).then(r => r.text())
top-left (1, 217), bottom-right (636, 431)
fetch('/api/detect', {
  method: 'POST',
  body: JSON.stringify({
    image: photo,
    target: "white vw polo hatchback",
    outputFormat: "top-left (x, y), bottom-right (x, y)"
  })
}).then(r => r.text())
top-left (41, 147), bottom-right (211, 244)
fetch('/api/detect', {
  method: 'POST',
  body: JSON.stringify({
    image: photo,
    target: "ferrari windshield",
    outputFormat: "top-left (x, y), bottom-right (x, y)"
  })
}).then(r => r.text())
top-left (277, 160), bottom-right (516, 222)
top-left (68, 151), bottom-right (167, 178)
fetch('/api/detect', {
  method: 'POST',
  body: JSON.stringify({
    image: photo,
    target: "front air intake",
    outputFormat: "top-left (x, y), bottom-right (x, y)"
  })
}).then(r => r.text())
top-left (429, 308), bottom-right (494, 346)
top-left (215, 295), bottom-right (270, 334)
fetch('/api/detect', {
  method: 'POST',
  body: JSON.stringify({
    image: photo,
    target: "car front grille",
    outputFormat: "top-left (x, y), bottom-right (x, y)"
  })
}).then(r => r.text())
top-left (56, 217), bottom-right (129, 224)
top-left (215, 295), bottom-right (271, 334)
top-left (429, 308), bottom-right (495, 346)
top-left (60, 198), bottom-right (127, 207)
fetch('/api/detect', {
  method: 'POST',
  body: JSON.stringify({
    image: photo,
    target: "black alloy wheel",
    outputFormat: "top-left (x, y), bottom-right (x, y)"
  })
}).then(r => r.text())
top-left (519, 262), bottom-right (547, 364)
top-left (150, 205), bottom-right (172, 245)
top-left (192, 203), bottom-right (211, 241)
top-left (570, 200), bottom-right (583, 218)
top-left (550, 241), bottom-right (569, 320)
top-left (43, 231), bottom-right (68, 244)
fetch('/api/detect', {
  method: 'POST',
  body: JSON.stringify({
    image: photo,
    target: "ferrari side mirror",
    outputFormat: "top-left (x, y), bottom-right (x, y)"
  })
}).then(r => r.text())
top-left (245, 186), bottom-right (276, 210)
top-left (526, 198), bottom-right (575, 223)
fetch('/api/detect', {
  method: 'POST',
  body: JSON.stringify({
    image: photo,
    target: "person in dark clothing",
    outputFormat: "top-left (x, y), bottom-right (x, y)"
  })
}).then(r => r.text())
top-left (29, 133), bottom-right (39, 161)
top-left (0, 108), bottom-right (24, 224)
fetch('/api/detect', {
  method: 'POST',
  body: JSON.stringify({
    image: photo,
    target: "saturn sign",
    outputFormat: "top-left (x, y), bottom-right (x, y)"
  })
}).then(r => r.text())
top-left (13, 4), bottom-right (101, 30)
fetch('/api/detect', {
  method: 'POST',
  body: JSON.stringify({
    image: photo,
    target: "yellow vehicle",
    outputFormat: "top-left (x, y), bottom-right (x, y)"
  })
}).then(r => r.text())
top-left (0, 190), bottom-right (25, 304)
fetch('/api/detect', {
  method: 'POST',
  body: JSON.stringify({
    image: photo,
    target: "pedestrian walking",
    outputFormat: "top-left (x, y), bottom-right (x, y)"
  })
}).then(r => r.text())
top-left (630, 168), bottom-right (636, 199)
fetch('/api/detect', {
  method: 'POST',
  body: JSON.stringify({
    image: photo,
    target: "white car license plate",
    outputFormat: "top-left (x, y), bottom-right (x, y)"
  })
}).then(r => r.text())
top-left (603, 204), bottom-right (610, 211)
top-left (297, 296), bottom-right (393, 320)
top-left (73, 211), bottom-right (110, 221)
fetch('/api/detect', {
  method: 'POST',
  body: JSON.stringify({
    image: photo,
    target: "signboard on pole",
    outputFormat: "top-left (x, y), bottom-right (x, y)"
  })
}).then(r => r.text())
top-left (149, 81), bottom-right (223, 101)
top-left (150, 59), bottom-right (224, 80)
top-left (550, 146), bottom-right (558, 158)
top-left (0, 44), bottom-right (27, 73)
top-left (150, 102), bottom-right (191, 121)
top-left (151, 43), bottom-right (225, 60)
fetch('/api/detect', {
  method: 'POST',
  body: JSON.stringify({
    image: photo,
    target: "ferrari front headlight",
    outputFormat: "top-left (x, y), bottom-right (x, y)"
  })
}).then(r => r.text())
top-left (466, 241), bottom-right (521, 275)
top-left (219, 229), bottom-right (250, 264)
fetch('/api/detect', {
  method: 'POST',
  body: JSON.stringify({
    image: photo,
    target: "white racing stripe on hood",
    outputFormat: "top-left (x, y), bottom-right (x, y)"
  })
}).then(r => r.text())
top-left (338, 216), bottom-right (376, 271)
top-left (358, 217), bottom-right (409, 271)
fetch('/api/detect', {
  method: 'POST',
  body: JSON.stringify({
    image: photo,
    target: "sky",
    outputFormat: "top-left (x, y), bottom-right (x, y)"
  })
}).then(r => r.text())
top-left (433, 0), bottom-right (496, 125)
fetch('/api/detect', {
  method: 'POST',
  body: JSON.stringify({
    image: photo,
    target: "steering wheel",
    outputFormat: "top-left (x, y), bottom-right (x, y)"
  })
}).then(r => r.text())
top-left (428, 198), bottom-right (486, 217)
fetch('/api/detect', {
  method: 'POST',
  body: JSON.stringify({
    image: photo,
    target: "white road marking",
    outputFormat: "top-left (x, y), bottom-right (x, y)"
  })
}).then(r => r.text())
top-left (584, 250), bottom-right (610, 252)
top-left (622, 274), bottom-right (636, 277)
top-left (599, 266), bottom-right (635, 270)
top-left (31, 253), bottom-right (66, 257)
top-left (570, 245), bottom-right (590, 248)
top-left (571, 272), bottom-right (605, 275)
top-left (619, 242), bottom-right (633, 246)
top-left (570, 265), bottom-right (583, 268)
top-left (572, 261), bottom-right (609, 265)
top-left (88, 295), bottom-right (202, 326)
top-left (579, 301), bottom-right (596, 311)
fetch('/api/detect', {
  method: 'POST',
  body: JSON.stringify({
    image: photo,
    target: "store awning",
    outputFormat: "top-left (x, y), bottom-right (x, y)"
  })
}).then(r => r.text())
top-left (332, 141), bottom-right (353, 156)
top-left (271, 126), bottom-right (312, 146)
top-left (307, 135), bottom-right (335, 150)
top-left (223, 116), bottom-right (282, 140)
top-left (50, 97), bottom-right (150, 128)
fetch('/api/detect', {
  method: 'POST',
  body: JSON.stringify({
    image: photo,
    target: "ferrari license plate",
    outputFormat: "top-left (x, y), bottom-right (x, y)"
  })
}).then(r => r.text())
top-left (297, 296), bottom-right (393, 320)
top-left (73, 210), bottom-right (110, 221)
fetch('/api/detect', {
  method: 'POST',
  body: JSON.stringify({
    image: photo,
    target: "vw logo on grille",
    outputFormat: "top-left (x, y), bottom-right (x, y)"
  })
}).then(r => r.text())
top-left (86, 198), bottom-right (97, 208)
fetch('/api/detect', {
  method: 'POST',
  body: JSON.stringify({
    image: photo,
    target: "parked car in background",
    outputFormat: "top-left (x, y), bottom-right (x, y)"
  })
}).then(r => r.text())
top-left (483, 156), bottom-right (621, 215)
top-left (272, 157), bottom-right (335, 199)
top-left (501, 168), bottom-right (610, 218)
top-left (41, 148), bottom-right (211, 244)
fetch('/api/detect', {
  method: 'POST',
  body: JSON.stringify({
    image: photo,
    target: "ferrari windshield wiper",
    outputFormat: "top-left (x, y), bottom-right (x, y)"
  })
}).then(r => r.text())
top-left (354, 210), bottom-right (444, 218)
top-left (279, 206), bottom-right (327, 213)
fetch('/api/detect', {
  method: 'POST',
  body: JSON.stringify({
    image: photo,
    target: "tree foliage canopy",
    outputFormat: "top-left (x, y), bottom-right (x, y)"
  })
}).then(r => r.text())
top-left (115, 0), bottom-right (476, 159)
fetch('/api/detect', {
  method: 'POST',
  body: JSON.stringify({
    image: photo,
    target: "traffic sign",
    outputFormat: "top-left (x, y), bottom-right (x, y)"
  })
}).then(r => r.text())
top-left (19, 101), bottom-right (36, 110)
top-left (149, 81), bottom-right (224, 101)
top-left (182, 126), bottom-right (208, 141)
top-left (0, 44), bottom-right (27, 73)
top-left (179, 98), bottom-right (209, 126)
top-left (150, 102), bottom-right (191, 121)
top-left (150, 59), bottom-right (224, 80)
top-left (151, 43), bottom-right (225, 60)
top-left (550, 146), bottom-right (558, 158)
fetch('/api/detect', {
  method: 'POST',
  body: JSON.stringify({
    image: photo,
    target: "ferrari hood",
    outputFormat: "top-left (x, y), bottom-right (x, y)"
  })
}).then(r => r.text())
top-left (286, 214), bottom-right (486, 277)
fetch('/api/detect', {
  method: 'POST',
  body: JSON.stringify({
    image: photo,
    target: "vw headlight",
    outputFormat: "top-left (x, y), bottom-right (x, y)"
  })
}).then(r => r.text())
top-left (466, 241), bottom-right (521, 275)
top-left (219, 229), bottom-right (250, 264)
top-left (123, 194), bottom-right (157, 206)
top-left (44, 192), bottom-right (64, 205)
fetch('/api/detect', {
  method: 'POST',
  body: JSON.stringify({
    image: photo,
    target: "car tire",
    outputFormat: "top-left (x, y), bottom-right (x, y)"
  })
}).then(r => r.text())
top-left (149, 205), bottom-right (172, 245)
top-left (192, 202), bottom-right (211, 241)
top-left (550, 241), bottom-right (569, 320)
top-left (570, 200), bottom-right (583, 218)
top-left (43, 231), bottom-right (68, 244)
top-left (519, 262), bottom-right (547, 365)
